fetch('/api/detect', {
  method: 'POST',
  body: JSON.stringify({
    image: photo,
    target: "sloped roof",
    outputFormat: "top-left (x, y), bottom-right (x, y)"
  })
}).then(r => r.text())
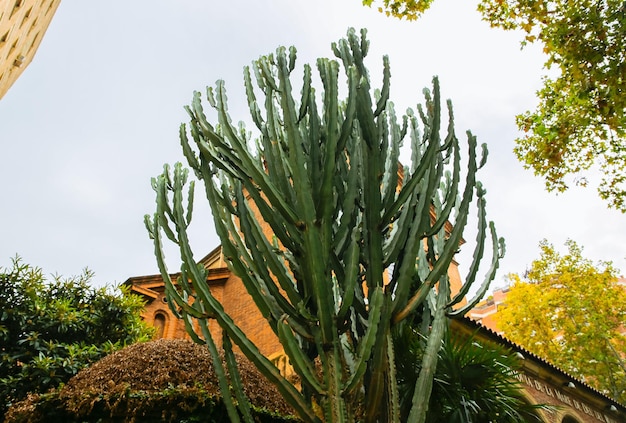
top-left (452, 315), bottom-right (626, 415)
top-left (124, 245), bottom-right (230, 299)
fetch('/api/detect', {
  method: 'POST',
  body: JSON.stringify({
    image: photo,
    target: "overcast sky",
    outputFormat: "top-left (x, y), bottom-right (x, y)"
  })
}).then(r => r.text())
top-left (1, 0), bottom-right (625, 290)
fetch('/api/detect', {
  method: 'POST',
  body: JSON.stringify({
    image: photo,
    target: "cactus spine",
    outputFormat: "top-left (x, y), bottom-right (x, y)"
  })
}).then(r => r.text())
top-left (145, 28), bottom-right (504, 423)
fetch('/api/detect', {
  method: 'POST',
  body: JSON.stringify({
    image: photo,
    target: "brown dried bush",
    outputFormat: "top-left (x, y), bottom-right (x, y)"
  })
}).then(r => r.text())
top-left (5, 339), bottom-right (297, 422)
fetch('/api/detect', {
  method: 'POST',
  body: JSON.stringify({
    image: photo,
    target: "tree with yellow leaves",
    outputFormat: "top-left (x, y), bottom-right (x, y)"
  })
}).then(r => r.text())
top-left (497, 240), bottom-right (626, 403)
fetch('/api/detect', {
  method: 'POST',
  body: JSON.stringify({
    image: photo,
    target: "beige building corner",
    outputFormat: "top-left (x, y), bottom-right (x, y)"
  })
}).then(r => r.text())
top-left (0, 0), bottom-right (61, 100)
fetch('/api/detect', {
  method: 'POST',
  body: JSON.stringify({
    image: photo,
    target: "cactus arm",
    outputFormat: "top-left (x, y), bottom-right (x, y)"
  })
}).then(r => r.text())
top-left (243, 66), bottom-right (265, 131)
top-left (316, 57), bottom-right (340, 197)
top-left (336, 228), bottom-right (361, 323)
top-left (337, 66), bottom-right (358, 153)
top-left (235, 188), bottom-right (303, 317)
top-left (275, 48), bottom-right (309, 198)
top-left (333, 141), bottom-right (361, 258)
top-left (347, 28), bottom-right (368, 77)
top-left (208, 206), bottom-right (275, 322)
top-left (407, 280), bottom-right (449, 423)
top-left (306, 88), bottom-right (323, 210)
top-left (393, 128), bottom-right (479, 324)
top-left (151, 172), bottom-right (253, 423)
top-left (382, 181), bottom-right (416, 269)
top-left (363, 298), bottom-right (393, 423)
top-left (238, 202), bottom-right (303, 308)
top-left (381, 102), bottom-right (401, 216)
top-left (276, 48), bottom-right (337, 347)
top-left (212, 81), bottom-right (301, 226)
top-left (256, 55), bottom-right (279, 91)
top-left (213, 302), bottom-right (319, 423)
top-left (448, 222), bottom-right (504, 317)
top-left (380, 82), bottom-right (442, 227)
top-left (343, 286), bottom-right (384, 394)
top-left (277, 316), bottom-right (326, 395)
top-left (386, 332), bottom-right (401, 423)
top-left (298, 63), bottom-right (312, 121)
top-left (316, 57), bottom-right (340, 250)
top-left (244, 185), bottom-right (301, 254)
top-left (388, 206), bottom-right (428, 311)
top-left (257, 64), bottom-right (296, 202)
top-left (154, 179), bottom-right (321, 422)
top-left (198, 319), bottom-right (245, 423)
top-left (446, 184), bottom-right (488, 309)
top-left (424, 104), bottom-right (461, 238)
top-left (145, 213), bottom-right (207, 320)
top-left (355, 74), bottom-right (385, 296)
top-left (374, 55), bottom-right (391, 117)
top-left (179, 124), bottom-right (201, 178)
top-left (221, 333), bottom-right (255, 423)
top-left (388, 111), bottom-right (443, 302)
top-left (213, 186), bottom-right (315, 339)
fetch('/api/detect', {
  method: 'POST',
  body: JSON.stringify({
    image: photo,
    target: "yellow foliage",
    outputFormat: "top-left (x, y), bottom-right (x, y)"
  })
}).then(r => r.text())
top-left (497, 240), bottom-right (626, 402)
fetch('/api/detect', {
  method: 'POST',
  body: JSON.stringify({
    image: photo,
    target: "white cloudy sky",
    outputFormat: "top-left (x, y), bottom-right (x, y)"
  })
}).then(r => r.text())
top-left (1, 0), bottom-right (625, 290)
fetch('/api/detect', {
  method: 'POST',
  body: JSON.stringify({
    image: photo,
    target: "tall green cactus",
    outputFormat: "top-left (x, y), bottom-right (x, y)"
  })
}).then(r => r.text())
top-left (145, 28), bottom-right (504, 423)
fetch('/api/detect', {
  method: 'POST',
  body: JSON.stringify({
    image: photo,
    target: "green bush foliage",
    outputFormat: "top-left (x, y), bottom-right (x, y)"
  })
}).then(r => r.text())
top-left (0, 257), bottom-right (153, 417)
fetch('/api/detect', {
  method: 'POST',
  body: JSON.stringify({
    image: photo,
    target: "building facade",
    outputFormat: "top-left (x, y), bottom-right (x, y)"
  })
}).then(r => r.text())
top-left (126, 246), bottom-right (282, 359)
top-left (453, 318), bottom-right (626, 423)
top-left (126, 251), bottom-right (626, 423)
top-left (0, 0), bottom-right (61, 99)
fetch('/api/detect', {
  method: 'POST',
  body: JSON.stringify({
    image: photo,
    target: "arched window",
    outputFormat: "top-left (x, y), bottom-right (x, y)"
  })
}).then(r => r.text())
top-left (154, 312), bottom-right (167, 338)
top-left (518, 396), bottom-right (548, 422)
top-left (561, 415), bottom-right (582, 423)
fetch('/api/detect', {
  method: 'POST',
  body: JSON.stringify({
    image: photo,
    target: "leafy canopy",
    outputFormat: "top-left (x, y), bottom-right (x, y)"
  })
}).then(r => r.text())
top-left (497, 240), bottom-right (626, 403)
top-left (363, 0), bottom-right (626, 210)
top-left (479, 0), bottom-right (626, 210)
top-left (0, 257), bottom-right (153, 416)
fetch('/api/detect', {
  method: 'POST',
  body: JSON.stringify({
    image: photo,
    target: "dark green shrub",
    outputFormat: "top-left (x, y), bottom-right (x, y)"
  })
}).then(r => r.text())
top-left (0, 257), bottom-right (153, 418)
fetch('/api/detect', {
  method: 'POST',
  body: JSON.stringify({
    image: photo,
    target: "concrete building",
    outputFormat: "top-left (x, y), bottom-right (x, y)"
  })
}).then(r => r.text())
top-left (467, 285), bottom-right (510, 334)
top-left (0, 0), bottom-right (61, 99)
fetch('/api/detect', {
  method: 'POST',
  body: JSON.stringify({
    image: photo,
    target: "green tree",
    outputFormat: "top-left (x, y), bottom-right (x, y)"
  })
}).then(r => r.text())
top-left (0, 257), bottom-right (153, 417)
top-left (479, 0), bottom-right (626, 211)
top-left (146, 28), bottom-right (503, 423)
top-left (364, 0), bottom-right (626, 211)
top-left (497, 240), bottom-right (626, 403)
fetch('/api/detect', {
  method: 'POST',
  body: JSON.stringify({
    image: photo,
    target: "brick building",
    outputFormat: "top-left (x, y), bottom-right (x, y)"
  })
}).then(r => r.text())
top-left (126, 246), bottom-right (281, 358)
top-left (453, 318), bottom-right (626, 423)
top-left (125, 250), bottom-right (626, 423)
